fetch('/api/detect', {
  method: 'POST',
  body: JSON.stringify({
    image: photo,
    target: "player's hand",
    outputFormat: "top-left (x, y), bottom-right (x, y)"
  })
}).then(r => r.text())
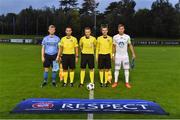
top-left (56, 56), bottom-right (59, 62)
top-left (75, 57), bottom-right (78, 63)
top-left (132, 54), bottom-right (136, 59)
top-left (42, 57), bottom-right (45, 63)
top-left (59, 57), bottom-right (62, 62)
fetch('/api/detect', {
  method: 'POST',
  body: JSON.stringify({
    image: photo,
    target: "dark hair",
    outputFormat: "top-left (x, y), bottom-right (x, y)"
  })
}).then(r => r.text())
top-left (48, 25), bottom-right (56, 29)
top-left (118, 24), bottom-right (125, 28)
top-left (84, 27), bottom-right (91, 31)
top-left (66, 26), bottom-right (72, 30)
top-left (101, 24), bottom-right (108, 30)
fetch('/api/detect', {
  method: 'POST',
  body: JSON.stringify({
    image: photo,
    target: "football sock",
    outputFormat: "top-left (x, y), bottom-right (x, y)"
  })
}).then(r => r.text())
top-left (80, 70), bottom-right (85, 84)
top-left (70, 71), bottom-right (74, 83)
top-left (63, 71), bottom-right (68, 84)
top-left (90, 70), bottom-right (94, 83)
top-left (105, 71), bottom-right (109, 84)
top-left (43, 71), bottom-right (48, 82)
top-left (125, 69), bottom-right (129, 83)
top-left (99, 71), bottom-right (103, 83)
top-left (52, 71), bottom-right (56, 82)
top-left (114, 70), bottom-right (119, 83)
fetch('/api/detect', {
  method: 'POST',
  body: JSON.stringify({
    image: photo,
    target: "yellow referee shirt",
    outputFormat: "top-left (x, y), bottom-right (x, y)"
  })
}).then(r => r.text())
top-left (79, 36), bottom-right (96, 54)
top-left (59, 36), bottom-right (78, 54)
top-left (96, 35), bottom-right (113, 55)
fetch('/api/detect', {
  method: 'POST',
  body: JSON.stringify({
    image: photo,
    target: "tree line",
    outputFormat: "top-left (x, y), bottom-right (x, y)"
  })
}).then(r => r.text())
top-left (0, 0), bottom-right (179, 39)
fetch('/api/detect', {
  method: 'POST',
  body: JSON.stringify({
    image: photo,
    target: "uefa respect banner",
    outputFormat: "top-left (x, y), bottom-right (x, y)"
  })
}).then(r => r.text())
top-left (11, 98), bottom-right (167, 115)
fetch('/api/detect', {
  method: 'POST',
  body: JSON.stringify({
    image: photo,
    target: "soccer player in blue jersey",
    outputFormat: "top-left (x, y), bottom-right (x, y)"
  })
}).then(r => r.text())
top-left (41, 25), bottom-right (60, 87)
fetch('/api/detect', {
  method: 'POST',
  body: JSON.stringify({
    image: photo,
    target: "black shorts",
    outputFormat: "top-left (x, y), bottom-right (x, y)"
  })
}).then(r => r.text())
top-left (43, 53), bottom-right (57, 68)
top-left (81, 54), bottom-right (94, 69)
top-left (62, 54), bottom-right (75, 70)
top-left (98, 54), bottom-right (111, 69)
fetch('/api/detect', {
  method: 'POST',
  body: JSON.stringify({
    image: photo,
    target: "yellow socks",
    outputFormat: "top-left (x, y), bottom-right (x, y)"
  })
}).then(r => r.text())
top-left (90, 70), bottom-right (94, 83)
top-left (99, 71), bottom-right (103, 83)
top-left (80, 70), bottom-right (85, 84)
top-left (63, 71), bottom-right (68, 84)
top-left (105, 71), bottom-right (109, 84)
top-left (70, 71), bottom-right (74, 83)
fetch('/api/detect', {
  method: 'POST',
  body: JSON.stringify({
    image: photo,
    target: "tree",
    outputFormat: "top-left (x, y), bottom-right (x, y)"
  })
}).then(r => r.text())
top-left (80, 0), bottom-right (99, 15)
top-left (134, 9), bottom-right (152, 37)
top-left (59, 0), bottom-right (78, 12)
top-left (104, 0), bottom-right (136, 35)
top-left (151, 0), bottom-right (179, 37)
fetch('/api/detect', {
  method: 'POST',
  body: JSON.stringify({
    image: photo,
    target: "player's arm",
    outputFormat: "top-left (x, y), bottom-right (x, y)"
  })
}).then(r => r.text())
top-left (79, 37), bottom-right (83, 51)
top-left (74, 38), bottom-right (79, 63)
top-left (41, 38), bottom-right (46, 63)
top-left (109, 37), bottom-right (113, 59)
top-left (112, 37), bottom-right (116, 61)
top-left (41, 46), bottom-right (45, 63)
top-left (95, 37), bottom-right (99, 62)
top-left (58, 39), bottom-right (64, 61)
top-left (56, 38), bottom-right (61, 61)
top-left (128, 38), bottom-right (136, 59)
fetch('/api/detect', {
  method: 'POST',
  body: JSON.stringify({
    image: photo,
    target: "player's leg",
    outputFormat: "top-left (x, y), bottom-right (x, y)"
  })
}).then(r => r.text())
top-left (112, 55), bottom-right (121, 88)
top-left (98, 54), bottom-right (104, 87)
top-left (104, 54), bottom-right (112, 87)
top-left (51, 54), bottom-right (58, 87)
top-left (41, 68), bottom-right (49, 87)
top-left (88, 54), bottom-right (95, 84)
top-left (69, 54), bottom-right (75, 87)
top-left (41, 54), bottom-right (50, 87)
top-left (62, 54), bottom-right (68, 87)
top-left (79, 54), bottom-right (86, 87)
top-left (123, 56), bottom-right (131, 88)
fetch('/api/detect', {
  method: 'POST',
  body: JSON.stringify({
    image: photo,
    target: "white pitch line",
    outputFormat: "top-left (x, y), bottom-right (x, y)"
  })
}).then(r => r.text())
top-left (87, 90), bottom-right (94, 120)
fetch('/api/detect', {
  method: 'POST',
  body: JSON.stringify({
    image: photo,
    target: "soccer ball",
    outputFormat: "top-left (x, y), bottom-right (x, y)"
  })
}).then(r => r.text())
top-left (87, 83), bottom-right (95, 90)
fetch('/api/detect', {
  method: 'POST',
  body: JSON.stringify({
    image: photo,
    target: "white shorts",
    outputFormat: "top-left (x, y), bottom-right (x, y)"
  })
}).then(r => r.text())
top-left (115, 55), bottom-right (130, 70)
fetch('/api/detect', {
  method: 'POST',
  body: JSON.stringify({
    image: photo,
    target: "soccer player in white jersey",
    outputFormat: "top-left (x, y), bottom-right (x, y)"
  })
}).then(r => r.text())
top-left (112, 24), bottom-right (136, 89)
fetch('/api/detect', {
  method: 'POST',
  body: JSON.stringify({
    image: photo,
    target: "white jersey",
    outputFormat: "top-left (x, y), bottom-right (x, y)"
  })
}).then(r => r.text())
top-left (113, 34), bottom-right (131, 57)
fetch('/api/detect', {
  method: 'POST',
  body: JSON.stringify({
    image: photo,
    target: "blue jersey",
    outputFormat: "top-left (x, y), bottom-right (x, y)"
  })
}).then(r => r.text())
top-left (42, 35), bottom-right (60, 55)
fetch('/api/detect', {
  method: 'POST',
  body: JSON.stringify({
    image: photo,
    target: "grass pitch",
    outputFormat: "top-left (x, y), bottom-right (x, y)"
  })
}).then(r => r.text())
top-left (0, 44), bottom-right (180, 119)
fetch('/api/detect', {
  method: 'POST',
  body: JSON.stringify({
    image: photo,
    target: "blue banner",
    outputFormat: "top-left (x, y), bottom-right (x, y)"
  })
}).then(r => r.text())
top-left (11, 98), bottom-right (167, 115)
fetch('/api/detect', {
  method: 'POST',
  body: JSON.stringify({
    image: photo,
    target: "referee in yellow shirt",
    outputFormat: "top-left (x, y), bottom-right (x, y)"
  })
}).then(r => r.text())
top-left (58, 27), bottom-right (78, 87)
top-left (79, 27), bottom-right (96, 87)
top-left (96, 25), bottom-right (113, 87)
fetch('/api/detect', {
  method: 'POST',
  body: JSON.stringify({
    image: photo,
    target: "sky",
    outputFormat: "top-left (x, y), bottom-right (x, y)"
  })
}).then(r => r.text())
top-left (0, 0), bottom-right (179, 15)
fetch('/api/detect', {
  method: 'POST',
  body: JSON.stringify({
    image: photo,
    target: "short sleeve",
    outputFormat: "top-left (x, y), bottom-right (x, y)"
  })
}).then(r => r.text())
top-left (93, 37), bottom-right (97, 46)
top-left (57, 37), bottom-right (60, 42)
top-left (127, 36), bottom-right (131, 44)
top-left (113, 36), bottom-right (116, 45)
top-left (59, 38), bottom-right (64, 47)
top-left (79, 37), bottom-right (83, 47)
top-left (41, 37), bottom-right (46, 46)
top-left (110, 37), bottom-right (113, 44)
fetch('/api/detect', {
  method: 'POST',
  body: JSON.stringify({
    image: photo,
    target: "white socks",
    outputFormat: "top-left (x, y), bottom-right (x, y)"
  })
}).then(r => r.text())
top-left (114, 70), bottom-right (119, 83)
top-left (124, 69), bottom-right (129, 83)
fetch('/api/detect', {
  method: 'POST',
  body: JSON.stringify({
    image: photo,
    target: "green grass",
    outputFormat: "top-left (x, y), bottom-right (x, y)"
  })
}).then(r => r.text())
top-left (0, 44), bottom-right (180, 119)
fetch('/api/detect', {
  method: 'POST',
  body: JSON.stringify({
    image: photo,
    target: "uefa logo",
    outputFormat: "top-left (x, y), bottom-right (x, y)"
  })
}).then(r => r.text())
top-left (32, 102), bottom-right (54, 109)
